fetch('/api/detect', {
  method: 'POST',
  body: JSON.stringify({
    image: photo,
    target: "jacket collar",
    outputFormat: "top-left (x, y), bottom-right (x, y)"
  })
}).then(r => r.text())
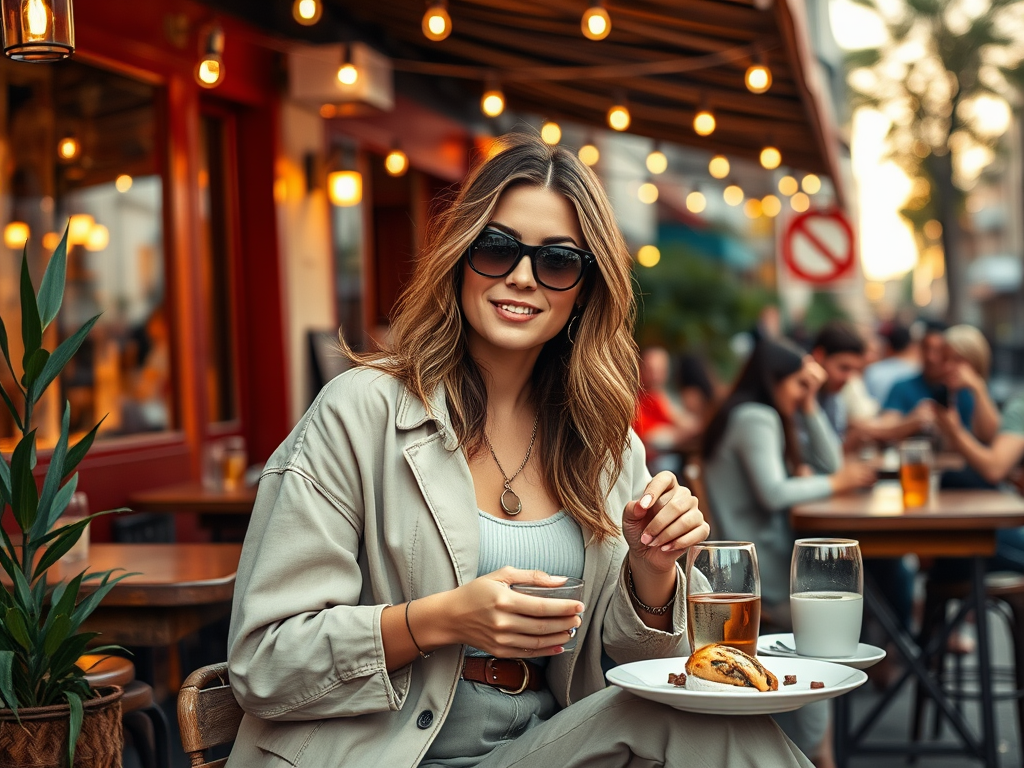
top-left (396, 385), bottom-right (459, 451)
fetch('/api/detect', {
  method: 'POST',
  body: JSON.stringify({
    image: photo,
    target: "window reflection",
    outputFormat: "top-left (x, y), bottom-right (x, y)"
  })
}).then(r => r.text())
top-left (0, 59), bottom-right (169, 448)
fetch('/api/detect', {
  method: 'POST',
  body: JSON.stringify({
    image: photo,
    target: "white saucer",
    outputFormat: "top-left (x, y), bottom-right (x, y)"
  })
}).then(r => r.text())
top-left (757, 633), bottom-right (886, 670)
top-left (606, 655), bottom-right (866, 715)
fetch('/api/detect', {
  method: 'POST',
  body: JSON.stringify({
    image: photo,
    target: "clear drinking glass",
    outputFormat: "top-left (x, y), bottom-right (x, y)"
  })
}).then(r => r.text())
top-left (685, 541), bottom-right (761, 656)
top-left (221, 436), bottom-right (248, 491)
top-left (202, 440), bottom-right (225, 491)
top-left (899, 438), bottom-right (933, 508)
top-left (510, 578), bottom-right (585, 650)
top-left (790, 538), bottom-right (863, 658)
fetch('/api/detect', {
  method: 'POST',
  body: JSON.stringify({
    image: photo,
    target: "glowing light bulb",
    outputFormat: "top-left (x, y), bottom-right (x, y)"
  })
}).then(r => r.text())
top-left (67, 214), bottom-right (94, 245)
top-left (637, 245), bottom-right (660, 267)
top-left (541, 121), bottom-right (562, 145)
top-left (708, 155), bottom-right (730, 179)
top-left (57, 136), bottom-right (79, 161)
top-left (337, 63), bottom-right (358, 85)
top-left (686, 191), bottom-right (707, 213)
top-left (24, 0), bottom-right (52, 40)
top-left (42, 232), bottom-right (60, 251)
top-left (607, 104), bottom-right (630, 131)
top-left (638, 183), bottom-right (659, 204)
top-left (328, 171), bottom-right (362, 206)
top-left (3, 222), bottom-right (29, 250)
top-left (293, 0), bottom-right (321, 24)
top-left (801, 174), bottom-right (821, 194)
top-left (646, 150), bottom-right (667, 175)
top-left (385, 149), bottom-right (409, 177)
top-left (196, 25), bottom-right (226, 89)
top-left (723, 184), bottom-right (744, 206)
top-left (745, 63), bottom-right (772, 94)
top-left (761, 194), bottom-right (782, 217)
top-left (422, 1), bottom-right (452, 41)
top-left (115, 174), bottom-right (133, 193)
top-left (84, 223), bottom-right (109, 252)
top-left (760, 146), bottom-right (781, 170)
top-left (581, 3), bottom-right (611, 40)
top-left (790, 192), bottom-right (810, 212)
top-left (578, 144), bottom-right (600, 166)
top-left (778, 175), bottom-right (798, 196)
top-left (481, 88), bottom-right (505, 117)
top-left (693, 109), bottom-right (716, 137)
top-left (744, 198), bottom-right (763, 219)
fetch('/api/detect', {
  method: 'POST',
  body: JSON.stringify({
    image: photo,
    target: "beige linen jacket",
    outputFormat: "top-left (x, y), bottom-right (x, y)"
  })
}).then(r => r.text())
top-left (225, 367), bottom-right (690, 768)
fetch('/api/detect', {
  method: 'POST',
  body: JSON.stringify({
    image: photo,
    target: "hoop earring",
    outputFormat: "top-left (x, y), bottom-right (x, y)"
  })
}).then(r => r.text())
top-left (567, 310), bottom-right (581, 345)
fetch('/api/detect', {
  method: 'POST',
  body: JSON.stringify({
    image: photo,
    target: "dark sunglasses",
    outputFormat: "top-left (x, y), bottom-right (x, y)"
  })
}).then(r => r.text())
top-left (466, 228), bottom-right (594, 291)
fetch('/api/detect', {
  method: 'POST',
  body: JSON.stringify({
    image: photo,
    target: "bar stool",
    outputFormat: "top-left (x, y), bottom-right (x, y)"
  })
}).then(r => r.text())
top-left (912, 573), bottom-right (1024, 751)
top-left (80, 655), bottom-right (171, 768)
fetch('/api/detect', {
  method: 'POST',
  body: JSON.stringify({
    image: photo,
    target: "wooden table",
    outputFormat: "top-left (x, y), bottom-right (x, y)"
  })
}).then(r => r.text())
top-left (792, 484), bottom-right (1024, 768)
top-left (859, 450), bottom-right (966, 478)
top-left (129, 482), bottom-right (258, 540)
top-left (47, 543), bottom-right (243, 647)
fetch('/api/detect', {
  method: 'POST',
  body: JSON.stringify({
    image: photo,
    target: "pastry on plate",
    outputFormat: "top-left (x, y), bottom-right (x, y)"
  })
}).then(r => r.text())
top-left (684, 643), bottom-right (779, 692)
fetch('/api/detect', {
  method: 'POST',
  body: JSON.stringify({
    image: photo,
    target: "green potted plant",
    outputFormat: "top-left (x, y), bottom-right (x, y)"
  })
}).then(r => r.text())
top-left (0, 227), bottom-right (131, 767)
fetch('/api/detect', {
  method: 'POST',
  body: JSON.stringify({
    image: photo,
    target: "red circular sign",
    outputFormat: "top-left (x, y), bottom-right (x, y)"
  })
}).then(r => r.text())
top-left (782, 209), bottom-right (855, 284)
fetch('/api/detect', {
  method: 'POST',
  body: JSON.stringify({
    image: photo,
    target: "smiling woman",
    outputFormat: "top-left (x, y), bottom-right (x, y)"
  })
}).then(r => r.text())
top-left (223, 134), bottom-right (811, 768)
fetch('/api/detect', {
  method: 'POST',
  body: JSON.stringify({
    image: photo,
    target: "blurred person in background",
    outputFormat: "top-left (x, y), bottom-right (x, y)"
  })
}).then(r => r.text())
top-left (675, 353), bottom-right (717, 427)
top-left (634, 346), bottom-right (702, 473)
top-left (943, 325), bottom-right (1000, 445)
top-left (702, 337), bottom-right (875, 765)
top-left (863, 322), bottom-right (919, 405)
top-left (809, 320), bottom-right (868, 441)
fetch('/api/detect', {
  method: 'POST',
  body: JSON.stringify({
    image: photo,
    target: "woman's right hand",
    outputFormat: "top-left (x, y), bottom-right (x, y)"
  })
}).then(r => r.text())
top-left (431, 568), bottom-right (584, 658)
top-left (829, 461), bottom-right (876, 494)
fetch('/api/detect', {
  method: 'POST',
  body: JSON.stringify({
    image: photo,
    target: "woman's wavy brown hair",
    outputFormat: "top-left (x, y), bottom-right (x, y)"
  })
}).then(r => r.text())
top-left (343, 133), bottom-right (639, 540)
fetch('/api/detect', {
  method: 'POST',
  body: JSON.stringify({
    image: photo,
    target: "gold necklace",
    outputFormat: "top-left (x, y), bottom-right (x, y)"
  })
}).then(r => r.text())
top-left (482, 413), bottom-right (539, 516)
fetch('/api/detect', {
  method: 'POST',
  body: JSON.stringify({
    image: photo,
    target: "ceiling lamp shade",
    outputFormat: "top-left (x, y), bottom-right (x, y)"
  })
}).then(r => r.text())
top-left (293, 0), bottom-right (322, 25)
top-left (337, 45), bottom-right (358, 85)
top-left (2, 0), bottom-right (74, 61)
top-left (581, 1), bottom-right (610, 41)
top-left (422, 0), bottom-right (451, 41)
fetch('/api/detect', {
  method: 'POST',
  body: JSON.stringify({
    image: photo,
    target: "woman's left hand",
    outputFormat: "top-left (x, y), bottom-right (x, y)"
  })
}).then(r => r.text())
top-left (622, 471), bottom-right (709, 574)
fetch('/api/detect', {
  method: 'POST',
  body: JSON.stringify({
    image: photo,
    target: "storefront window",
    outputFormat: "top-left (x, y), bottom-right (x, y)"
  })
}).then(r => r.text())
top-left (0, 59), bottom-right (169, 448)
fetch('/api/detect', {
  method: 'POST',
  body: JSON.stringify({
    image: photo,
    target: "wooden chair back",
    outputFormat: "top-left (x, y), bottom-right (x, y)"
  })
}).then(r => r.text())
top-left (178, 663), bottom-right (244, 768)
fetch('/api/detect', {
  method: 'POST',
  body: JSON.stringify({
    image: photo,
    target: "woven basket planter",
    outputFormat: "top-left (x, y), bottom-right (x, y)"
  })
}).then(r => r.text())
top-left (0, 686), bottom-right (122, 768)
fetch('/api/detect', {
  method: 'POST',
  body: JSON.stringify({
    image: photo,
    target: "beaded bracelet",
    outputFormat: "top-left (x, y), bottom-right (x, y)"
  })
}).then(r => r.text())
top-left (627, 565), bottom-right (674, 616)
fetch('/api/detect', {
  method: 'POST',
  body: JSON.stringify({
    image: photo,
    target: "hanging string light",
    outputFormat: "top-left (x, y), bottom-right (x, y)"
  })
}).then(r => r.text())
top-left (745, 55), bottom-right (772, 94)
top-left (723, 184), bottom-right (744, 206)
top-left (422, 0), bottom-right (452, 41)
top-left (790, 192), bottom-right (810, 212)
top-left (292, 0), bottom-right (322, 25)
top-left (778, 175), bottom-right (798, 196)
top-left (481, 77), bottom-right (505, 117)
top-left (607, 103), bottom-right (630, 131)
top-left (581, 1), bottom-right (611, 40)
top-left (708, 155), bottom-right (730, 179)
top-left (802, 174), bottom-right (821, 194)
top-left (578, 142), bottom-right (600, 166)
top-left (693, 97), bottom-right (716, 137)
top-left (686, 190), bottom-right (707, 213)
top-left (541, 120), bottom-right (562, 145)
top-left (760, 145), bottom-right (781, 170)
top-left (329, 170), bottom-right (362, 206)
top-left (761, 194), bottom-right (782, 217)
top-left (3, 222), bottom-right (29, 249)
top-left (57, 135), bottom-right (79, 162)
top-left (743, 198), bottom-right (762, 218)
top-left (637, 245), bottom-right (660, 267)
top-left (646, 146), bottom-right (667, 174)
top-left (2, 0), bottom-right (74, 61)
top-left (337, 45), bottom-right (359, 85)
top-left (385, 146), bottom-right (409, 177)
top-left (637, 182), bottom-right (659, 204)
top-left (195, 24), bottom-right (225, 89)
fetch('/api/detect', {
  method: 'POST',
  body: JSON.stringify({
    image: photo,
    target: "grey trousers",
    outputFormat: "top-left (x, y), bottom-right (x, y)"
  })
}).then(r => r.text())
top-left (422, 685), bottom-right (813, 768)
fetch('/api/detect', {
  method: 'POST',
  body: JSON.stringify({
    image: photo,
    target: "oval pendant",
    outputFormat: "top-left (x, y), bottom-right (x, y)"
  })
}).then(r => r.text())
top-left (500, 487), bottom-right (522, 516)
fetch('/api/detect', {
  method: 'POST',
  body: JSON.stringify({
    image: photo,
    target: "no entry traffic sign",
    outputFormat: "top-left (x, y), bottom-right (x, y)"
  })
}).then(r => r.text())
top-left (781, 209), bottom-right (856, 285)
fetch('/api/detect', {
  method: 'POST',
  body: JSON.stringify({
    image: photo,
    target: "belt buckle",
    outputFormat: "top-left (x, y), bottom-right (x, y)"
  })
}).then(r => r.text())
top-left (489, 657), bottom-right (529, 695)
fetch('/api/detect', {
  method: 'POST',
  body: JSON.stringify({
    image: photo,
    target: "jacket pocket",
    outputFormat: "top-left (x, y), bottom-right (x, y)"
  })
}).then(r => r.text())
top-left (255, 720), bottom-right (323, 766)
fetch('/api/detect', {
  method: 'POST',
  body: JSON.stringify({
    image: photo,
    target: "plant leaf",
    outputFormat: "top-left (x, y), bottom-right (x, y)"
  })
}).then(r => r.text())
top-left (20, 348), bottom-right (48, 390)
top-left (33, 404), bottom-right (71, 540)
top-left (63, 416), bottom-right (105, 480)
top-left (65, 690), bottom-right (83, 767)
top-left (43, 614), bottom-right (71, 656)
top-left (0, 316), bottom-right (17, 386)
top-left (0, 383), bottom-right (21, 436)
top-left (33, 515), bottom-right (87, 576)
top-left (68, 570), bottom-right (138, 631)
top-left (4, 607), bottom-right (31, 650)
top-left (0, 650), bottom-right (18, 713)
top-left (10, 430), bottom-right (37, 532)
top-left (19, 248), bottom-right (41, 371)
top-left (29, 314), bottom-right (100, 404)
top-left (37, 225), bottom-right (68, 330)
top-left (44, 473), bottom-right (78, 535)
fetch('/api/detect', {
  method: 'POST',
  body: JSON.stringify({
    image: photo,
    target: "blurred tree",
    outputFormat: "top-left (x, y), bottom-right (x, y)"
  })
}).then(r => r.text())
top-left (634, 243), bottom-right (774, 380)
top-left (845, 0), bottom-right (1024, 321)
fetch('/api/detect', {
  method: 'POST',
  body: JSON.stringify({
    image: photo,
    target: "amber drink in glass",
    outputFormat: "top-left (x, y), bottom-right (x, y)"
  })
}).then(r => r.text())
top-left (899, 438), bottom-right (932, 508)
top-left (685, 542), bottom-right (761, 656)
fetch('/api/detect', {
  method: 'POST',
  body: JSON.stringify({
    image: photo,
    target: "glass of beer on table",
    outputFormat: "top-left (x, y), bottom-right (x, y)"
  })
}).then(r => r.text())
top-left (899, 438), bottom-right (933, 508)
top-left (790, 539), bottom-right (863, 658)
top-left (685, 542), bottom-right (760, 656)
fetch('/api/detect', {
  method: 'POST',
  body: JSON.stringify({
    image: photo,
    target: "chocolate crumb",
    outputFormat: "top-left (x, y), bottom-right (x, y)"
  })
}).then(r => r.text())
top-left (810, 681), bottom-right (825, 689)
top-left (784, 675), bottom-right (797, 686)
top-left (667, 672), bottom-right (687, 687)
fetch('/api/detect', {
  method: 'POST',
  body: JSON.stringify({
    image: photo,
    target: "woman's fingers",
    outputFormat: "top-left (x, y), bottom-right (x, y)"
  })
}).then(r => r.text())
top-left (636, 471), bottom-right (679, 512)
top-left (640, 487), bottom-right (699, 545)
top-left (648, 506), bottom-right (704, 549)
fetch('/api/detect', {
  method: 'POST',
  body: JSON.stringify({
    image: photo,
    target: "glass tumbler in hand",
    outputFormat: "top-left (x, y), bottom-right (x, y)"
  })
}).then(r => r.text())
top-left (790, 538), bottom-right (863, 658)
top-left (685, 542), bottom-right (761, 656)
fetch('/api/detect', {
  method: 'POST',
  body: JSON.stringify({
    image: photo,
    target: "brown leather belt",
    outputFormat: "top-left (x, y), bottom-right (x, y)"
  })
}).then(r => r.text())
top-left (462, 656), bottom-right (546, 695)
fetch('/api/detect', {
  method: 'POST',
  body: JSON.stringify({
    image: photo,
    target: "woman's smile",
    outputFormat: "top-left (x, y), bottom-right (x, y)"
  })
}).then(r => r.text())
top-left (491, 298), bottom-right (542, 321)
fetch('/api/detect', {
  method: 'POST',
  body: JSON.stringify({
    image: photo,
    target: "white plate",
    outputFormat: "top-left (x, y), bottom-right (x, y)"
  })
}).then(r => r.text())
top-left (605, 655), bottom-right (866, 715)
top-left (757, 633), bottom-right (886, 670)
